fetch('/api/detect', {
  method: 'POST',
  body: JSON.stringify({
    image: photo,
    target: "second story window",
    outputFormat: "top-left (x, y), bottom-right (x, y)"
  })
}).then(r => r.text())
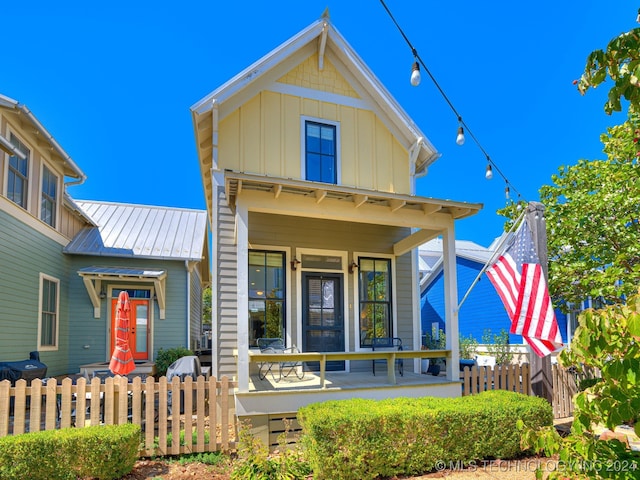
top-left (8, 133), bottom-right (30, 209)
top-left (304, 120), bottom-right (337, 184)
top-left (41, 165), bottom-right (58, 227)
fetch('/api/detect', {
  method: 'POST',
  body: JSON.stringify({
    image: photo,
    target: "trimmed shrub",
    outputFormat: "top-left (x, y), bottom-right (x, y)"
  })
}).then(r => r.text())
top-left (298, 390), bottom-right (552, 480)
top-left (0, 424), bottom-right (140, 480)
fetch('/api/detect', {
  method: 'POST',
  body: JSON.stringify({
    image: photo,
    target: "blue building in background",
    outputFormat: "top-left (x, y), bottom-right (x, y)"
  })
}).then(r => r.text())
top-left (419, 237), bottom-right (569, 347)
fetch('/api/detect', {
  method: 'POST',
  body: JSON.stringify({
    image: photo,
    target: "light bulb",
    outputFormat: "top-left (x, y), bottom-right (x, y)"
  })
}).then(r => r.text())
top-left (505, 186), bottom-right (510, 199)
top-left (410, 61), bottom-right (421, 87)
top-left (456, 126), bottom-right (465, 145)
top-left (485, 164), bottom-right (493, 180)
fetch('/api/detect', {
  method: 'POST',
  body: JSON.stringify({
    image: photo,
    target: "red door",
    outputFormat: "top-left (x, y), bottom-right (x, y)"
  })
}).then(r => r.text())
top-left (111, 298), bottom-right (149, 361)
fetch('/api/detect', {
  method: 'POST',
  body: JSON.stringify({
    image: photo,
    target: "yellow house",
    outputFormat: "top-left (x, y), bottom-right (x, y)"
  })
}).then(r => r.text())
top-left (191, 12), bottom-right (482, 430)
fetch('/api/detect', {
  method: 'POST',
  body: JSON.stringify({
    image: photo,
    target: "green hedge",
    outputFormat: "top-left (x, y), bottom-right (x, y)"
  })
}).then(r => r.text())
top-left (0, 424), bottom-right (140, 480)
top-left (298, 390), bottom-right (553, 480)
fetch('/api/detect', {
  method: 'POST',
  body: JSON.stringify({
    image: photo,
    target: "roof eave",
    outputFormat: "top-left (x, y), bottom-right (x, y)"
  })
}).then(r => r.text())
top-left (0, 94), bottom-right (86, 182)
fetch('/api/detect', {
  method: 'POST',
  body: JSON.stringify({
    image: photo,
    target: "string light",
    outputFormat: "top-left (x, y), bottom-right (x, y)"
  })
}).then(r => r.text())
top-left (504, 185), bottom-right (510, 199)
top-left (485, 163), bottom-right (493, 180)
top-left (410, 61), bottom-right (421, 86)
top-left (379, 0), bottom-right (525, 202)
top-left (456, 116), bottom-right (465, 146)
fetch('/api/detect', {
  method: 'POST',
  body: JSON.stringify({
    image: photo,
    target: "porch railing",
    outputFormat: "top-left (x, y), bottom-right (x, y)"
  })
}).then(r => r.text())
top-left (248, 349), bottom-right (452, 387)
top-left (0, 375), bottom-right (237, 456)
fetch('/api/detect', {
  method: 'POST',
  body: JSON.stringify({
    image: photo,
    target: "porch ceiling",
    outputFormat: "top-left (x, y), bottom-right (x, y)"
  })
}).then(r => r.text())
top-left (225, 171), bottom-right (482, 252)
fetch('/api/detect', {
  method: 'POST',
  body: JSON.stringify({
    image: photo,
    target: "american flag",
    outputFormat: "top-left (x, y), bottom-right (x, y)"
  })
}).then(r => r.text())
top-left (485, 219), bottom-right (562, 357)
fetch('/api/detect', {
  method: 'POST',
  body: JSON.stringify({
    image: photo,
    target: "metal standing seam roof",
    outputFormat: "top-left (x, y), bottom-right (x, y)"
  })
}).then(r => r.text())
top-left (63, 200), bottom-right (208, 261)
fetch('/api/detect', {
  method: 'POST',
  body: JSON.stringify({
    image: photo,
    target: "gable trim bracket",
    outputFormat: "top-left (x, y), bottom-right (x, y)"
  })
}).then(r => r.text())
top-left (82, 277), bottom-right (104, 318)
top-left (78, 268), bottom-right (167, 319)
top-left (318, 20), bottom-right (328, 70)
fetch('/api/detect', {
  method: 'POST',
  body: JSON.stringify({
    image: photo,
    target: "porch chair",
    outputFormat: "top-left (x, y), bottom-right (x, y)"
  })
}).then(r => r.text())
top-left (371, 337), bottom-right (403, 377)
top-left (256, 338), bottom-right (305, 382)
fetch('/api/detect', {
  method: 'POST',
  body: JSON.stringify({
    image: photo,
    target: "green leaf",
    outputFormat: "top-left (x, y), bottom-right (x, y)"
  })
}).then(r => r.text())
top-left (628, 312), bottom-right (640, 337)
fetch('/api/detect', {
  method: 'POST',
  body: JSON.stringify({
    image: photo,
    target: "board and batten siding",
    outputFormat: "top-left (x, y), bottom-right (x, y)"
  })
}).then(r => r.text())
top-left (0, 209), bottom-right (70, 374)
top-left (217, 56), bottom-right (411, 195)
top-left (59, 203), bottom-right (90, 240)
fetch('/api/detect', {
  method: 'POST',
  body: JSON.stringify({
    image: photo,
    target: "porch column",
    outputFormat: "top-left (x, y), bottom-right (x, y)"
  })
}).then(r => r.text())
top-left (442, 224), bottom-right (460, 383)
top-left (236, 201), bottom-right (250, 392)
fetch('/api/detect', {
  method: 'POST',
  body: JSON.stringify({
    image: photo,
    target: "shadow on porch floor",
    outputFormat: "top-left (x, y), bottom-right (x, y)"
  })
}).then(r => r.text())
top-left (249, 370), bottom-right (453, 392)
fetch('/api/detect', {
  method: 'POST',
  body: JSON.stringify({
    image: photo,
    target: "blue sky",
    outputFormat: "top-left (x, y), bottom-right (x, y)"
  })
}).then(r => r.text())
top-left (2, 2), bottom-right (634, 246)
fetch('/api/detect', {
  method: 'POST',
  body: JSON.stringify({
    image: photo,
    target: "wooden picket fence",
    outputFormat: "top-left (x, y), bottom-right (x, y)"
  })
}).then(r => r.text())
top-left (0, 375), bottom-right (237, 457)
top-left (551, 363), bottom-right (600, 419)
top-left (460, 363), bottom-right (531, 396)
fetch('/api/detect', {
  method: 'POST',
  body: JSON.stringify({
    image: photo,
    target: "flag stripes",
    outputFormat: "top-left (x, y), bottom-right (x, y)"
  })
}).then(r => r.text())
top-left (486, 219), bottom-right (562, 357)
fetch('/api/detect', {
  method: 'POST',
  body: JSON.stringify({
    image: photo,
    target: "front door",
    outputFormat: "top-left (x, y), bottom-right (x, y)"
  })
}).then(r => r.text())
top-left (110, 296), bottom-right (150, 361)
top-left (302, 273), bottom-right (344, 371)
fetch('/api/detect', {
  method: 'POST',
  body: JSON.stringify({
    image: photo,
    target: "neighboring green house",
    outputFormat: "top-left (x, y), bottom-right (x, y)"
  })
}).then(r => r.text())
top-left (0, 93), bottom-right (210, 377)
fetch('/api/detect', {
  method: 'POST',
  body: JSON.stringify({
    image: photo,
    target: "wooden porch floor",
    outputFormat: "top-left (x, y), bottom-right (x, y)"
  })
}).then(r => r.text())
top-left (248, 369), bottom-right (453, 392)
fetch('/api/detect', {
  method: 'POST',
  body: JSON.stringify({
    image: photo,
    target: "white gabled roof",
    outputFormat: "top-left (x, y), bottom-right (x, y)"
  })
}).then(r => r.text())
top-left (191, 12), bottom-right (441, 216)
top-left (419, 237), bottom-right (495, 291)
top-left (419, 238), bottom-right (494, 264)
top-left (191, 15), bottom-right (437, 165)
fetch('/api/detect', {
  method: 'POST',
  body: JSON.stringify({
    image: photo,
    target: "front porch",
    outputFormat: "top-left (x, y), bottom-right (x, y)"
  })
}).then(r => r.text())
top-left (235, 349), bottom-right (459, 417)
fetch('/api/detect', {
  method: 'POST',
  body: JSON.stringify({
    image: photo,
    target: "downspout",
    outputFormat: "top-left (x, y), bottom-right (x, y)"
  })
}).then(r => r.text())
top-left (185, 260), bottom-right (192, 350)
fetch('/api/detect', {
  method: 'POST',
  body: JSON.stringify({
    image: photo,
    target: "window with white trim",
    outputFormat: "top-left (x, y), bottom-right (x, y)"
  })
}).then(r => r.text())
top-left (248, 251), bottom-right (286, 347)
top-left (304, 120), bottom-right (337, 184)
top-left (358, 257), bottom-right (393, 347)
top-left (8, 133), bottom-right (30, 209)
top-left (39, 274), bottom-right (59, 349)
top-left (41, 165), bottom-right (58, 227)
